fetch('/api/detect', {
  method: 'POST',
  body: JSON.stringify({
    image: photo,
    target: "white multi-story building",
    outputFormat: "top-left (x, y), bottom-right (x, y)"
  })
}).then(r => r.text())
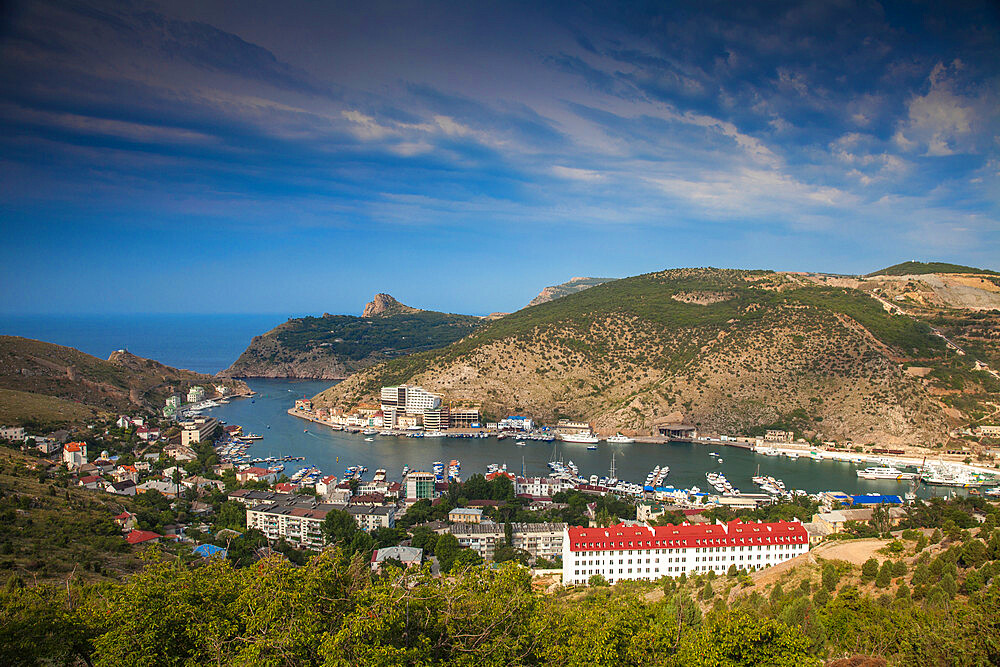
top-left (246, 500), bottom-right (395, 549)
top-left (405, 472), bottom-right (435, 501)
top-left (187, 386), bottom-right (206, 403)
top-left (562, 520), bottom-right (809, 586)
top-left (447, 522), bottom-right (566, 561)
top-left (380, 385), bottom-right (441, 416)
top-left (499, 416), bottom-right (533, 431)
top-left (515, 476), bottom-right (570, 498)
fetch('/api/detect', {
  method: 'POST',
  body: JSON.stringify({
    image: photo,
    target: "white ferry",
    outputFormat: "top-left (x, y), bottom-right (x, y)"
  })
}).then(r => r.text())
top-left (606, 433), bottom-right (635, 444)
top-left (560, 432), bottom-right (600, 444)
top-left (856, 466), bottom-right (917, 480)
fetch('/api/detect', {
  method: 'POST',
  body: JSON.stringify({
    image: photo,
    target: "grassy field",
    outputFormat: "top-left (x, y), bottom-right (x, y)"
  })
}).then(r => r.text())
top-left (0, 448), bottom-right (143, 583)
top-left (0, 387), bottom-right (98, 430)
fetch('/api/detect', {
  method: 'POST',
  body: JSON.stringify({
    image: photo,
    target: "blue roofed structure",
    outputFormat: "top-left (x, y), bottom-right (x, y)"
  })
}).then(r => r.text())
top-left (193, 543), bottom-right (227, 558)
top-left (850, 494), bottom-right (902, 505)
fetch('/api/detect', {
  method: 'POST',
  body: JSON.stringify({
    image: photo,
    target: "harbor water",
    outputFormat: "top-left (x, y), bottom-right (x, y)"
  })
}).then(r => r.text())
top-left (210, 379), bottom-right (962, 499)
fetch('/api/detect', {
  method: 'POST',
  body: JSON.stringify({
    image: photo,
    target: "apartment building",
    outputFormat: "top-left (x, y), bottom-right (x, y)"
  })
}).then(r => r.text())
top-left (447, 522), bottom-right (566, 561)
top-left (180, 416), bottom-right (219, 446)
top-left (246, 499), bottom-right (396, 549)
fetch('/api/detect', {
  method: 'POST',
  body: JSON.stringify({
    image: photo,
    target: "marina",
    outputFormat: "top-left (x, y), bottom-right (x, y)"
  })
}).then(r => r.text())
top-left (199, 379), bottom-right (995, 499)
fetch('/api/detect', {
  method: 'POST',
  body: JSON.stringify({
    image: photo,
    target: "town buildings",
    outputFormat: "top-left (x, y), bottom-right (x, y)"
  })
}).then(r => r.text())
top-left (499, 416), bottom-right (533, 432)
top-left (187, 386), bottom-right (206, 403)
top-left (246, 498), bottom-right (396, 549)
top-left (765, 429), bottom-right (794, 442)
top-left (380, 384), bottom-right (443, 429)
top-left (448, 508), bottom-right (483, 524)
top-left (180, 417), bottom-right (219, 446)
top-left (446, 522), bottom-right (566, 561)
top-left (562, 520), bottom-right (809, 586)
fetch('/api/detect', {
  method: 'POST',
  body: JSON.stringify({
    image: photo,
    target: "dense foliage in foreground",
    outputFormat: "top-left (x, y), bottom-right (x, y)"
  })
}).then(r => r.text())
top-left (5, 534), bottom-right (1000, 667)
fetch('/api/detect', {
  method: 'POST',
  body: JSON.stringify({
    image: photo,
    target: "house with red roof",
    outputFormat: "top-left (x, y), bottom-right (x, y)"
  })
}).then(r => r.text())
top-left (77, 474), bottom-right (102, 490)
top-left (125, 530), bottom-right (161, 545)
top-left (236, 467), bottom-right (277, 484)
top-left (62, 441), bottom-right (88, 469)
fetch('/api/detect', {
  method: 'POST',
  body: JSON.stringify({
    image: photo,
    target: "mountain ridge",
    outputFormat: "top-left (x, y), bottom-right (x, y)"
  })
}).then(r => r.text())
top-left (313, 266), bottom-right (1000, 446)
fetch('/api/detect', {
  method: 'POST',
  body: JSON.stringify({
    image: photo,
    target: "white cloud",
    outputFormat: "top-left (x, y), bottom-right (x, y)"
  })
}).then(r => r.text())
top-left (894, 60), bottom-right (978, 157)
top-left (551, 165), bottom-right (604, 181)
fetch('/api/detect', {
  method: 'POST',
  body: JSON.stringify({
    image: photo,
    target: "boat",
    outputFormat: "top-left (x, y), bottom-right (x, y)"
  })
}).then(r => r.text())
top-left (560, 432), bottom-right (600, 444)
top-left (516, 441), bottom-right (526, 446)
top-left (362, 428), bottom-right (377, 436)
top-left (606, 433), bottom-right (635, 444)
top-left (364, 437), bottom-right (374, 442)
top-left (857, 466), bottom-right (917, 480)
top-left (587, 445), bottom-right (597, 450)
top-left (244, 433), bottom-right (263, 440)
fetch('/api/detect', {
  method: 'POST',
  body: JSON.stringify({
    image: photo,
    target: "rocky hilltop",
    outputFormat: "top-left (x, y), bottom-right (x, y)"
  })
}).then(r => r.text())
top-left (362, 293), bottom-right (419, 317)
top-left (219, 295), bottom-right (483, 379)
top-left (314, 265), bottom-right (1000, 447)
top-left (526, 276), bottom-right (615, 308)
top-left (0, 335), bottom-right (248, 424)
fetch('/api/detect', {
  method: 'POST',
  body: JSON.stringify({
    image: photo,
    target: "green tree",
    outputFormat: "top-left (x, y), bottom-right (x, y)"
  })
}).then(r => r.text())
top-left (462, 473), bottom-right (491, 500)
top-left (215, 499), bottom-right (246, 530)
top-left (822, 562), bottom-right (840, 592)
top-left (941, 573), bottom-right (957, 599)
top-left (434, 533), bottom-right (461, 572)
top-left (320, 508), bottom-right (358, 546)
top-left (588, 573), bottom-right (609, 587)
top-left (959, 539), bottom-right (988, 569)
top-left (861, 558), bottom-right (879, 582)
top-left (875, 561), bottom-right (893, 587)
top-left (672, 609), bottom-right (819, 666)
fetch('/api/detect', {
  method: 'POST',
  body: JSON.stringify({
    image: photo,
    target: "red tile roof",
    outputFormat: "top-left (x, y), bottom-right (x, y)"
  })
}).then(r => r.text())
top-left (567, 520), bottom-right (808, 553)
top-left (126, 530), bottom-right (161, 545)
top-left (65, 442), bottom-right (84, 452)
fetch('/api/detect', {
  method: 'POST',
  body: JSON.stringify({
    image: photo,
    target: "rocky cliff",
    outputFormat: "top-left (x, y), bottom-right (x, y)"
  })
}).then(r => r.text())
top-left (526, 277), bottom-right (616, 308)
top-left (362, 293), bottom-right (420, 317)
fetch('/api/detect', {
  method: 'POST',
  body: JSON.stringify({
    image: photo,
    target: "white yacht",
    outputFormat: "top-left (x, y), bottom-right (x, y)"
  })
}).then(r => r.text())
top-left (560, 432), bottom-right (600, 444)
top-left (606, 433), bottom-right (635, 444)
top-left (857, 466), bottom-right (917, 480)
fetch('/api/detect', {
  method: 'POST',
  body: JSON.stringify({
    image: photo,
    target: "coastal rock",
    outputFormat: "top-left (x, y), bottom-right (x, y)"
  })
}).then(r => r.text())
top-left (362, 293), bottom-right (419, 317)
top-left (526, 277), bottom-right (615, 308)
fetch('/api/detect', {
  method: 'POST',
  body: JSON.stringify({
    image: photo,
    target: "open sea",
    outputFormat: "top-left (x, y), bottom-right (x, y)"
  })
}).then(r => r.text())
top-left (0, 314), bottom-right (972, 497)
top-left (0, 313), bottom-right (285, 374)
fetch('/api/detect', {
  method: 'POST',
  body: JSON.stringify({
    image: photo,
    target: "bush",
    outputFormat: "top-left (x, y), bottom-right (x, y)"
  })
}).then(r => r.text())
top-left (861, 558), bottom-right (879, 582)
top-left (588, 574), bottom-right (609, 587)
top-left (822, 562), bottom-right (840, 592)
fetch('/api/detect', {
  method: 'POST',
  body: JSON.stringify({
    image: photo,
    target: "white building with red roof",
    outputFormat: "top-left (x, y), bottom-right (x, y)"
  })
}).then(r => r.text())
top-left (62, 441), bottom-right (88, 469)
top-left (562, 519), bottom-right (809, 586)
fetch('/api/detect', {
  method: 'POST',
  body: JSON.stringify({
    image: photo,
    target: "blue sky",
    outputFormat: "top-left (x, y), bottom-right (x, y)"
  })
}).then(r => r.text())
top-left (1, 0), bottom-right (997, 315)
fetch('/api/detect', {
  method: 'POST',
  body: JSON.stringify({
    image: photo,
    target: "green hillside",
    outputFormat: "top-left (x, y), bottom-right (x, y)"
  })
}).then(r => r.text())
top-left (0, 336), bottom-right (247, 421)
top-left (221, 304), bottom-right (483, 379)
top-left (317, 267), bottom-right (971, 444)
top-left (869, 261), bottom-right (998, 277)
